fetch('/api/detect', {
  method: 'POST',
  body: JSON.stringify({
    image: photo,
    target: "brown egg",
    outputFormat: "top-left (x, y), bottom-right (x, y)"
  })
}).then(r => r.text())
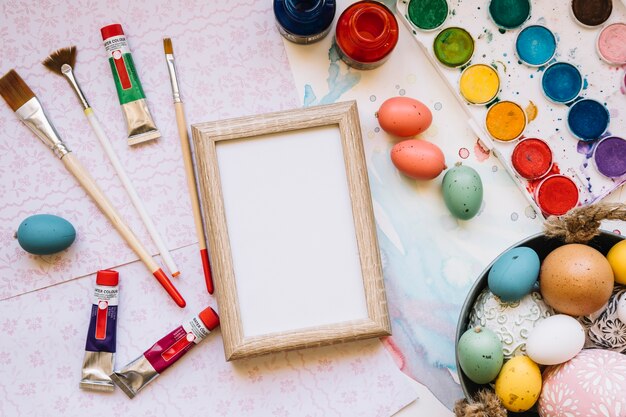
top-left (540, 244), bottom-right (614, 316)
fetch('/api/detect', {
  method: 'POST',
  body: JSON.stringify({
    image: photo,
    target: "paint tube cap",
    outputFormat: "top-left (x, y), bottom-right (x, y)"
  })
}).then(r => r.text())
top-left (101, 24), bottom-right (124, 40)
top-left (96, 269), bottom-right (119, 286)
top-left (199, 307), bottom-right (220, 330)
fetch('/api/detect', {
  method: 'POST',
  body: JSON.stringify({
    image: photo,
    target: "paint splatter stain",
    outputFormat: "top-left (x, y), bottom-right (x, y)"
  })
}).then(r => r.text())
top-left (492, 60), bottom-right (507, 73)
top-left (568, 48), bottom-right (577, 59)
top-left (302, 44), bottom-right (361, 106)
top-left (474, 140), bottom-right (490, 161)
top-left (459, 148), bottom-right (470, 159)
top-left (381, 337), bottom-right (406, 370)
top-left (524, 206), bottom-right (537, 219)
top-left (525, 101), bottom-right (538, 122)
top-left (576, 140), bottom-right (595, 158)
top-left (478, 28), bottom-right (494, 43)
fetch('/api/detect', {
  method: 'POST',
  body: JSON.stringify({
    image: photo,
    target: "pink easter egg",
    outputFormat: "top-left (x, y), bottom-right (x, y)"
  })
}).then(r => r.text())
top-left (538, 349), bottom-right (626, 417)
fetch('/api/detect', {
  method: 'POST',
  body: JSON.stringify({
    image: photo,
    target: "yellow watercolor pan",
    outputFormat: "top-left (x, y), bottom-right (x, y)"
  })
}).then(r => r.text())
top-left (459, 64), bottom-right (500, 105)
top-left (485, 100), bottom-right (527, 142)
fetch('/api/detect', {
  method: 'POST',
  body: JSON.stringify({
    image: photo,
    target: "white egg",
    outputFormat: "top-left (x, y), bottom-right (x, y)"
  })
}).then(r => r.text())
top-left (618, 294), bottom-right (626, 323)
top-left (526, 314), bottom-right (585, 365)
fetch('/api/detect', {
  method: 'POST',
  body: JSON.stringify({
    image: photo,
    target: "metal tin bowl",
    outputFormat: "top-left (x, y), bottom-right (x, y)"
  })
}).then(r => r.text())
top-left (455, 230), bottom-right (624, 415)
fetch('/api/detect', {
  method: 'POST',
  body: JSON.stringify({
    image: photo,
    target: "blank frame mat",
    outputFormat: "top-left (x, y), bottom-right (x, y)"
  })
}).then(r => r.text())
top-left (216, 125), bottom-right (369, 337)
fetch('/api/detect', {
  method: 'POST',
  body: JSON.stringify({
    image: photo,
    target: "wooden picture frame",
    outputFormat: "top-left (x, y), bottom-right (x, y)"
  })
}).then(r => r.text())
top-left (191, 101), bottom-right (390, 360)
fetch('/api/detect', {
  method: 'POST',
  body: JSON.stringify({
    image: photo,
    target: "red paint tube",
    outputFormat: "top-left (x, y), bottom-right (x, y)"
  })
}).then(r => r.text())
top-left (80, 269), bottom-right (119, 392)
top-left (110, 306), bottom-right (219, 399)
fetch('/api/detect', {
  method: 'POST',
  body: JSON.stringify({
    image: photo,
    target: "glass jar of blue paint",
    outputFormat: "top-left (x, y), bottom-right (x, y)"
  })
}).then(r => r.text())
top-left (274, 0), bottom-right (336, 44)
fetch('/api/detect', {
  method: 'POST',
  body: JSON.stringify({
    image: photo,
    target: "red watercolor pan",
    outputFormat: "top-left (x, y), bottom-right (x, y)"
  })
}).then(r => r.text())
top-left (511, 138), bottom-right (553, 180)
top-left (534, 174), bottom-right (579, 216)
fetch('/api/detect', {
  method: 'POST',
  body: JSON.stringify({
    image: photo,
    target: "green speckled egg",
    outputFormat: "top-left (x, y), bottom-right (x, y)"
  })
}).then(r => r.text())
top-left (17, 214), bottom-right (76, 255)
top-left (457, 326), bottom-right (504, 384)
top-left (441, 163), bottom-right (483, 220)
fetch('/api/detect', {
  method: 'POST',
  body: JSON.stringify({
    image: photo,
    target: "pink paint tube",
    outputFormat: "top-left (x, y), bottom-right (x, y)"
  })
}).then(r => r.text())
top-left (110, 306), bottom-right (219, 398)
top-left (80, 269), bottom-right (119, 392)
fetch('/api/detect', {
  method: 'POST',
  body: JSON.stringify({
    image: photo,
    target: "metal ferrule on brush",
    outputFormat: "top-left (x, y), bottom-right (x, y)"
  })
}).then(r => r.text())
top-left (61, 64), bottom-right (90, 110)
top-left (165, 54), bottom-right (182, 103)
top-left (16, 97), bottom-right (70, 158)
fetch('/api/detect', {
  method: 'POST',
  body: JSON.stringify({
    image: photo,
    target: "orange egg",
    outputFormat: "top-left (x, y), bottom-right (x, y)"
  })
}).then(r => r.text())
top-left (378, 96), bottom-right (433, 137)
top-left (390, 139), bottom-right (446, 180)
top-left (540, 244), bottom-right (614, 316)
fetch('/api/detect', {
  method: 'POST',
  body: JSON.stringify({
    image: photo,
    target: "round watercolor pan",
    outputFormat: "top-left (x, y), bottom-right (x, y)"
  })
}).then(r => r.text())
top-left (567, 99), bottom-right (610, 142)
top-left (459, 64), bottom-right (500, 105)
top-left (570, 0), bottom-right (613, 28)
top-left (593, 136), bottom-right (626, 179)
top-left (485, 101), bottom-right (527, 142)
top-left (488, 0), bottom-right (531, 30)
top-left (541, 62), bottom-right (583, 104)
top-left (515, 25), bottom-right (557, 67)
top-left (596, 23), bottom-right (626, 65)
top-left (407, 0), bottom-right (449, 31)
top-left (433, 27), bottom-right (475, 68)
top-left (511, 138), bottom-right (553, 180)
top-left (534, 174), bottom-right (579, 216)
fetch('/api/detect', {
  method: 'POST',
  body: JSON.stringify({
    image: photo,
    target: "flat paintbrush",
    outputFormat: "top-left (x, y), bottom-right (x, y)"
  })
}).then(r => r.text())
top-left (43, 46), bottom-right (181, 278)
top-left (163, 38), bottom-right (214, 294)
top-left (0, 69), bottom-right (186, 308)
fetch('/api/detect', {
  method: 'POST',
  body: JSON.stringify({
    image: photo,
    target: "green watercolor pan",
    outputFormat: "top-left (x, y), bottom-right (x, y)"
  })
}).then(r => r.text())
top-left (407, 0), bottom-right (449, 31)
top-left (433, 27), bottom-right (475, 68)
top-left (488, 0), bottom-right (531, 30)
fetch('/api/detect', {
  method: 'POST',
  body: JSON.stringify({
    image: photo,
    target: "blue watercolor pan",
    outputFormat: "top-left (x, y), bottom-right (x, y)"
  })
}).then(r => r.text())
top-left (567, 99), bottom-right (610, 141)
top-left (541, 62), bottom-right (583, 104)
top-left (515, 25), bottom-right (556, 67)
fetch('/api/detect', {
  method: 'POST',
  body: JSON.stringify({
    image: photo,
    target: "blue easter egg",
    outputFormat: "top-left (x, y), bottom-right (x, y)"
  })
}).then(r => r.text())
top-left (488, 246), bottom-right (540, 302)
top-left (16, 214), bottom-right (76, 255)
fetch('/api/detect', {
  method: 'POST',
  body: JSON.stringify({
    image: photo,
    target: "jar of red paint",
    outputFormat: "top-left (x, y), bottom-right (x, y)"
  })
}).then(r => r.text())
top-left (334, 1), bottom-right (399, 70)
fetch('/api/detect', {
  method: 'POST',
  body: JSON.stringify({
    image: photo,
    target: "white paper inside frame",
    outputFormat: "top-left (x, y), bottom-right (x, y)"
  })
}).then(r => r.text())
top-left (216, 125), bottom-right (369, 338)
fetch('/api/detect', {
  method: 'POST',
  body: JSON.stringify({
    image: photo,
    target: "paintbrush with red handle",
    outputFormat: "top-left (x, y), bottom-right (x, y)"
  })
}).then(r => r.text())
top-left (0, 69), bottom-right (186, 308)
top-left (163, 38), bottom-right (214, 294)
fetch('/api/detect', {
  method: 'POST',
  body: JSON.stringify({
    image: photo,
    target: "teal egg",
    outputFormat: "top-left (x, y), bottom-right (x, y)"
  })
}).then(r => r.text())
top-left (16, 214), bottom-right (76, 255)
top-left (457, 326), bottom-right (504, 384)
top-left (488, 246), bottom-right (540, 302)
top-left (441, 164), bottom-right (483, 220)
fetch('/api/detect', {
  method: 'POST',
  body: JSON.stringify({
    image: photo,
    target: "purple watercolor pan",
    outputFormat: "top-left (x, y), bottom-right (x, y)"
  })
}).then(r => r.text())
top-left (593, 136), bottom-right (626, 178)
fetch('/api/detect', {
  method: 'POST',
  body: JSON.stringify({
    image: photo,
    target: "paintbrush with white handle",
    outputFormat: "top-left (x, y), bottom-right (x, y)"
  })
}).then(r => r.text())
top-left (43, 46), bottom-right (181, 278)
top-left (0, 69), bottom-right (186, 308)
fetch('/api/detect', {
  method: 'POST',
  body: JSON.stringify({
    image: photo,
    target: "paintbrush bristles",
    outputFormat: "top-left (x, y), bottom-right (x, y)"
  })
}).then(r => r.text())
top-left (43, 46), bottom-right (77, 75)
top-left (163, 38), bottom-right (173, 54)
top-left (0, 70), bottom-right (35, 111)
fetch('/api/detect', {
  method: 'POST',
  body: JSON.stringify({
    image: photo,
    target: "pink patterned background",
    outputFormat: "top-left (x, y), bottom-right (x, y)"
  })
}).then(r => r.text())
top-left (0, 0), bottom-right (298, 299)
top-left (0, 244), bottom-right (417, 416)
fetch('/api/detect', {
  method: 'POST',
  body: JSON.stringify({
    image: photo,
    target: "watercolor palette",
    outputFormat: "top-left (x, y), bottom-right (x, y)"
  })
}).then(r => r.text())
top-left (396, 0), bottom-right (626, 216)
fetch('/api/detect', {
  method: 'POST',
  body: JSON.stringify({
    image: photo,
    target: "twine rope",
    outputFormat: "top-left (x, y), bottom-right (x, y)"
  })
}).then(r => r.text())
top-left (454, 390), bottom-right (507, 417)
top-left (543, 203), bottom-right (626, 243)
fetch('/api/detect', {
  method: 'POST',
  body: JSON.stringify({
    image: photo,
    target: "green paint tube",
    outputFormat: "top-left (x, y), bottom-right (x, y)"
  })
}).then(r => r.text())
top-left (101, 24), bottom-right (160, 145)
